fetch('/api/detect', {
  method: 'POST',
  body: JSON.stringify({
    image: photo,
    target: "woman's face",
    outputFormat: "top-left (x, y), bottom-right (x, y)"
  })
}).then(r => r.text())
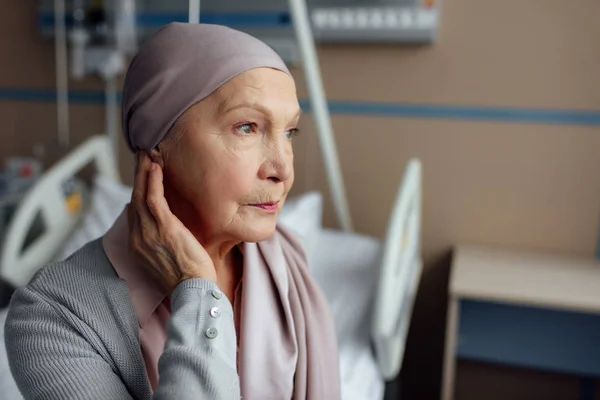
top-left (159, 67), bottom-right (300, 244)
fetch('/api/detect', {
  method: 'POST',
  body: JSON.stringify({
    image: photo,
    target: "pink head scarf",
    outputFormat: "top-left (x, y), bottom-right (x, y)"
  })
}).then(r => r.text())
top-left (121, 22), bottom-right (291, 152)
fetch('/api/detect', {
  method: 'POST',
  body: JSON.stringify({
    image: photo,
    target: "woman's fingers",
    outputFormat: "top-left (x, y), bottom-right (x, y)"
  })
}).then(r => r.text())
top-left (132, 153), bottom-right (147, 205)
top-left (132, 153), bottom-right (155, 221)
top-left (146, 162), bottom-right (173, 228)
top-left (130, 152), bottom-right (159, 250)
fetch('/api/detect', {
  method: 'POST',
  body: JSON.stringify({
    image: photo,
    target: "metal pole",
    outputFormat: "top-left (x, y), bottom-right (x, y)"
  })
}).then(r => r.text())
top-left (189, 0), bottom-right (200, 23)
top-left (54, 0), bottom-right (70, 147)
top-left (288, 0), bottom-right (353, 232)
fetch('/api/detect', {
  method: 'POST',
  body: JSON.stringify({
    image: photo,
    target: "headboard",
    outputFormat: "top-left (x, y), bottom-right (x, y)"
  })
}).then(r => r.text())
top-left (0, 135), bottom-right (119, 287)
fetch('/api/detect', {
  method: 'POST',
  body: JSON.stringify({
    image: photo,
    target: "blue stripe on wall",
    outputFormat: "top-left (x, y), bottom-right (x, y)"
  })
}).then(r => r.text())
top-left (39, 11), bottom-right (291, 29)
top-left (2, 87), bottom-right (599, 127)
top-left (299, 100), bottom-right (600, 127)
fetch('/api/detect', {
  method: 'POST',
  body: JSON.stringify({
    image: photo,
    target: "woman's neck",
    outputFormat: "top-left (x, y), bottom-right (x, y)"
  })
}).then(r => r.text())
top-left (212, 244), bottom-right (243, 303)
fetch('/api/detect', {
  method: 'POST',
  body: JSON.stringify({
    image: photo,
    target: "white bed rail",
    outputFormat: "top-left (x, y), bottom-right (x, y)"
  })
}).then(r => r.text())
top-left (0, 135), bottom-right (119, 287)
top-left (371, 158), bottom-right (422, 380)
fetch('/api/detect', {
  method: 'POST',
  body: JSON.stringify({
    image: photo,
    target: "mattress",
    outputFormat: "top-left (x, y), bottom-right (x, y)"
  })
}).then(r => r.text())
top-left (310, 228), bottom-right (385, 400)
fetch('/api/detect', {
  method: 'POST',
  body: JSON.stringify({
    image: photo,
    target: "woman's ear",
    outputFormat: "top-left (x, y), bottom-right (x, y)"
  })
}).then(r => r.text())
top-left (150, 121), bottom-right (184, 169)
top-left (148, 145), bottom-right (166, 169)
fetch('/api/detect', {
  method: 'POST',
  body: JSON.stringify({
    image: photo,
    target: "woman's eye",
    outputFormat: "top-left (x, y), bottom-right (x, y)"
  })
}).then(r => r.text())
top-left (236, 123), bottom-right (256, 135)
top-left (285, 128), bottom-right (301, 139)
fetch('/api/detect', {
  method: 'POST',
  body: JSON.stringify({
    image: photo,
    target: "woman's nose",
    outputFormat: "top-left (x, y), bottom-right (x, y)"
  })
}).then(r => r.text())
top-left (259, 140), bottom-right (292, 183)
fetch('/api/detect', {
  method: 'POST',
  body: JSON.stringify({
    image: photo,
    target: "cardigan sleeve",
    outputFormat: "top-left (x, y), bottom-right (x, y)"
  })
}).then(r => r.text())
top-left (4, 278), bottom-right (240, 400)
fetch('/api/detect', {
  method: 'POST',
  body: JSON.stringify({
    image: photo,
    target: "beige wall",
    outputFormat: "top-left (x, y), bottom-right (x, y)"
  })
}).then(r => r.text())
top-left (1, 1), bottom-right (599, 399)
top-left (291, 2), bottom-right (600, 397)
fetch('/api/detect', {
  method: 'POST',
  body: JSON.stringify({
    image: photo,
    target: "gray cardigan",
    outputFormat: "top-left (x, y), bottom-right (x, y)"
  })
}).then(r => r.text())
top-left (4, 239), bottom-right (240, 399)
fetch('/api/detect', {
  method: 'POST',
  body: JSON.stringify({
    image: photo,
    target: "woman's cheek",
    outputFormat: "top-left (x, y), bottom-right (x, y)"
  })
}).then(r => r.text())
top-left (220, 164), bottom-right (256, 199)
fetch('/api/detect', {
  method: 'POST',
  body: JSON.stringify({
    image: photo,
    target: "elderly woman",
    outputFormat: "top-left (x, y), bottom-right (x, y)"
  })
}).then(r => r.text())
top-left (5, 23), bottom-right (340, 399)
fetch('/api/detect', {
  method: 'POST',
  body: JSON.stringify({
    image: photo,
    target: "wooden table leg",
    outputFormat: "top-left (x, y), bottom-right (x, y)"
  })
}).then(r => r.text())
top-left (442, 297), bottom-right (459, 400)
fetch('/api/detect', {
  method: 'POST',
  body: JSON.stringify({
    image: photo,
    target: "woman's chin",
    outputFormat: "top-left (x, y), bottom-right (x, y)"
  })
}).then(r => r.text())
top-left (239, 218), bottom-right (278, 243)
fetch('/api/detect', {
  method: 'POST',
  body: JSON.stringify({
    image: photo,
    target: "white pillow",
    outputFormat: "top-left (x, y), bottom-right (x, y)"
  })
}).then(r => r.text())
top-left (278, 191), bottom-right (323, 259)
top-left (56, 176), bottom-right (132, 260)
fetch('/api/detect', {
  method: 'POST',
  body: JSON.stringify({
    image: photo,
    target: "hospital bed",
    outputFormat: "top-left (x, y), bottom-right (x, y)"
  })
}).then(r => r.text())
top-left (0, 134), bottom-right (422, 399)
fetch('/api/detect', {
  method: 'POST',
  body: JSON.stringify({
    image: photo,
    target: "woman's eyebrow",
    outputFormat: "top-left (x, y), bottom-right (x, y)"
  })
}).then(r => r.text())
top-left (218, 101), bottom-right (271, 117)
top-left (218, 100), bottom-right (301, 122)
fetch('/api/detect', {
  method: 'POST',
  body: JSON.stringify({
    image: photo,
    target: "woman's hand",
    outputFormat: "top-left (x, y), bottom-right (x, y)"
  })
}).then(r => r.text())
top-left (128, 152), bottom-right (217, 291)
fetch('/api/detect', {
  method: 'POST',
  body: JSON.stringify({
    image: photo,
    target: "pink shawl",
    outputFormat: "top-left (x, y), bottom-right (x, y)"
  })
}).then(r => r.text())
top-left (239, 225), bottom-right (341, 399)
top-left (104, 212), bottom-right (341, 399)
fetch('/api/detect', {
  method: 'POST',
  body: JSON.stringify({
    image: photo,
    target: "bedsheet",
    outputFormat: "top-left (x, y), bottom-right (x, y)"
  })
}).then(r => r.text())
top-left (310, 228), bottom-right (385, 400)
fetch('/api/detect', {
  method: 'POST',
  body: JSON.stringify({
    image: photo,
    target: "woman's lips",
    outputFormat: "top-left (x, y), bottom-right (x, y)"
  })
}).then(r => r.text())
top-left (249, 201), bottom-right (279, 212)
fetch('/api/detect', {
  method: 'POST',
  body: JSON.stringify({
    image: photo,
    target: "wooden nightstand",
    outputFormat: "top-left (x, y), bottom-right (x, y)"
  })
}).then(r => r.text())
top-left (442, 245), bottom-right (600, 400)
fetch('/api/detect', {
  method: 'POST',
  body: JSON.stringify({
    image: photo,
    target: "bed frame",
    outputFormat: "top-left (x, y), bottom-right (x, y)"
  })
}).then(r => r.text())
top-left (0, 136), bottom-right (119, 288)
top-left (0, 134), bottom-right (422, 382)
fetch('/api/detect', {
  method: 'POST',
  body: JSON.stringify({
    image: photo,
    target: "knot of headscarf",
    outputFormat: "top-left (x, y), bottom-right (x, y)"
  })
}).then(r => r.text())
top-left (121, 22), bottom-right (291, 152)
